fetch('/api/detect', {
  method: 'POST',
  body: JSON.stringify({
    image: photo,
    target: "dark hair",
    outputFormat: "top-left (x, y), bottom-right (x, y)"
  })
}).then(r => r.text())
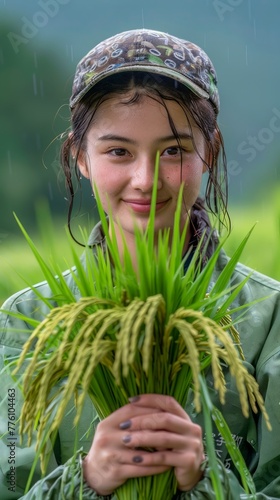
top-left (61, 72), bottom-right (230, 246)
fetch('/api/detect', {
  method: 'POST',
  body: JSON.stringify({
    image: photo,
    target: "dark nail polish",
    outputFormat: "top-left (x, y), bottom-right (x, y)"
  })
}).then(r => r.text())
top-left (119, 420), bottom-right (131, 430)
top-left (122, 434), bottom-right (131, 443)
top-left (133, 455), bottom-right (143, 463)
top-left (128, 395), bottom-right (140, 403)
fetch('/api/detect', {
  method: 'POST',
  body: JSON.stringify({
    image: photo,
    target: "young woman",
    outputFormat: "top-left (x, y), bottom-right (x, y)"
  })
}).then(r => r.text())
top-left (1, 28), bottom-right (280, 499)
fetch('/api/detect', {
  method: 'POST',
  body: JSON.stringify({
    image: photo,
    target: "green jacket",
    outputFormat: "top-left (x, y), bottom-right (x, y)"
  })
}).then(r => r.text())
top-left (1, 223), bottom-right (280, 499)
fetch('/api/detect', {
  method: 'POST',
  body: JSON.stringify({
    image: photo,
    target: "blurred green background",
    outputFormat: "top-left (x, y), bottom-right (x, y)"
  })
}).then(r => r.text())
top-left (0, 0), bottom-right (279, 305)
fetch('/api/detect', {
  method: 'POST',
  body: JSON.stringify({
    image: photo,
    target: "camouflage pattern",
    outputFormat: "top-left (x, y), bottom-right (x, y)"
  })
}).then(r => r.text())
top-left (70, 29), bottom-right (220, 112)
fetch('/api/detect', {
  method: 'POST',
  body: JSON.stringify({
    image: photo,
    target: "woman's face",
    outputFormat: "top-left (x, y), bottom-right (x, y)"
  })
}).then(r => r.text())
top-left (78, 92), bottom-right (208, 243)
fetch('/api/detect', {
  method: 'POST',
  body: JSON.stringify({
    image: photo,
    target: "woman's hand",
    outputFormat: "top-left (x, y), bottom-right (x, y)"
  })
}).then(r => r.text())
top-left (83, 394), bottom-right (204, 496)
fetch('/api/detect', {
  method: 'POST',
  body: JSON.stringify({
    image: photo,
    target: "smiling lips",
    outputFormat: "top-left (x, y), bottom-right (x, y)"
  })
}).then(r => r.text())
top-left (124, 199), bottom-right (170, 214)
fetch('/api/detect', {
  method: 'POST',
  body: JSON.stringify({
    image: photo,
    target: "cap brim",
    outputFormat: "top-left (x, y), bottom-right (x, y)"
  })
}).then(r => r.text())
top-left (70, 64), bottom-right (210, 109)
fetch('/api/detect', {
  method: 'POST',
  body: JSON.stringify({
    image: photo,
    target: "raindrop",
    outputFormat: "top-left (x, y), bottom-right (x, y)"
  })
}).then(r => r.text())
top-left (66, 44), bottom-right (74, 61)
top-left (40, 79), bottom-right (44, 98)
top-left (245, 45), bottom-right (248, 66)
top-left (33, 73), bottom-right (38, 96)
top-left (34, 51), bottom-right (38, 69)
top-left (7, 150), bottom-right (12, 174)
top-left (248, 0), bottom-right (252, 20)
top-left (141, 7), bottom-right (145, 28)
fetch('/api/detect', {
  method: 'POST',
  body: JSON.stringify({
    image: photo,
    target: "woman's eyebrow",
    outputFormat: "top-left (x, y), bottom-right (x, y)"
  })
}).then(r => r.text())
top-left (158, 133), bottom-right (193, 143)
top-left (97, 134), bottom-right (137, 144)
top-left (97, 133), bottom-right (193, 143)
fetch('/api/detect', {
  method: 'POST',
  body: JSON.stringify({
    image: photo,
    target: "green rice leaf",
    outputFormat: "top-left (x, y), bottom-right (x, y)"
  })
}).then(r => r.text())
top-left (210, 225), bottom-right (256, 298)
top-left (199, 375), bottom-right (225, 500)
top-left (212, 406), bottom-right (256, 496)
top-left (2, 164), bottom-right (270, 499)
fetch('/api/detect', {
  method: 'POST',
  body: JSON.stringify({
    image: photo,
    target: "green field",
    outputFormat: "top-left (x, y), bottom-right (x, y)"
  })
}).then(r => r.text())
top-left (1, 201), bottom-right (279, 307)
top-left (0, 219), bottom-right (83, 306)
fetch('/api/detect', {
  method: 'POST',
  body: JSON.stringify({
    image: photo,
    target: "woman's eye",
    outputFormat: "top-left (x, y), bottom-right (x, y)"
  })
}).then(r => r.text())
top-left (163, 146), bottom-right (183, 156)
top-left (108, 148), bottom-right (128, 157)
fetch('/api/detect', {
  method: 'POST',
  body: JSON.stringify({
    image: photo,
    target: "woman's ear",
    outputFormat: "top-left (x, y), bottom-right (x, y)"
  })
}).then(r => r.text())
top-left (76, 151), bottom-right (90, 179)
top-left (69, 132), bottom-right (90, 179)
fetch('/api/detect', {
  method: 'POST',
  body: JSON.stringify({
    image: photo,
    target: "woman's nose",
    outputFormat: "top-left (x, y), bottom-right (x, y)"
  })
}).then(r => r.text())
top-left (130, 156), bottom-right (162, 191)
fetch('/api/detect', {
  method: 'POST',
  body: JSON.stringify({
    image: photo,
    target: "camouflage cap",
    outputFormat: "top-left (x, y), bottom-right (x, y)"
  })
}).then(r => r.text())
top-left (70, 29), bottom-right (219, 112)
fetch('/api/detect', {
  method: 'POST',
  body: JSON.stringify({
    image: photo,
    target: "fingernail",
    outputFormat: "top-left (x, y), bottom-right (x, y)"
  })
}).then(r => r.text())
top-left (122, 434), bottom-right (131, 444)
top-left (128, 396), bottom-right (140, 403)
top-left (119, 420), bottom-right (131, 430)
top-left (132, 455), bottom-right (143, 463)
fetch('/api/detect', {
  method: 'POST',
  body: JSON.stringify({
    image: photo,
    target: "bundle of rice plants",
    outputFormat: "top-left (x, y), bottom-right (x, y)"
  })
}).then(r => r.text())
top-left (5, 160), bottom-right (270, 500)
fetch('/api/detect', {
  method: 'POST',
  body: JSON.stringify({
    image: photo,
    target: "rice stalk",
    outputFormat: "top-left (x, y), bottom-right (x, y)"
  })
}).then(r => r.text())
top-left (15, 291), bottom-right (271, 456)
top-left (142, 294), bottom-right (165, 375)
top-left (7, 161), bottom-right (271, 498)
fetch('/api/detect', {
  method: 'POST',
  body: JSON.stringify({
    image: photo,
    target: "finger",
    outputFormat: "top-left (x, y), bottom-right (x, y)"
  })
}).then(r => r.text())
top-left (84, 448), bottom-right (170, 492)
top-left (124, 448), bottom-right (204, 471)
top-left (94, 447), bottom-right (171, 476)
top-left (122, 430), bottom-right (189, 450)
top-left (129, 394), bottom-right (189, 420)
top-left (97, 403), bottom-right (161, 429)
top-left (120, 412), bottom-right (199, 436)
